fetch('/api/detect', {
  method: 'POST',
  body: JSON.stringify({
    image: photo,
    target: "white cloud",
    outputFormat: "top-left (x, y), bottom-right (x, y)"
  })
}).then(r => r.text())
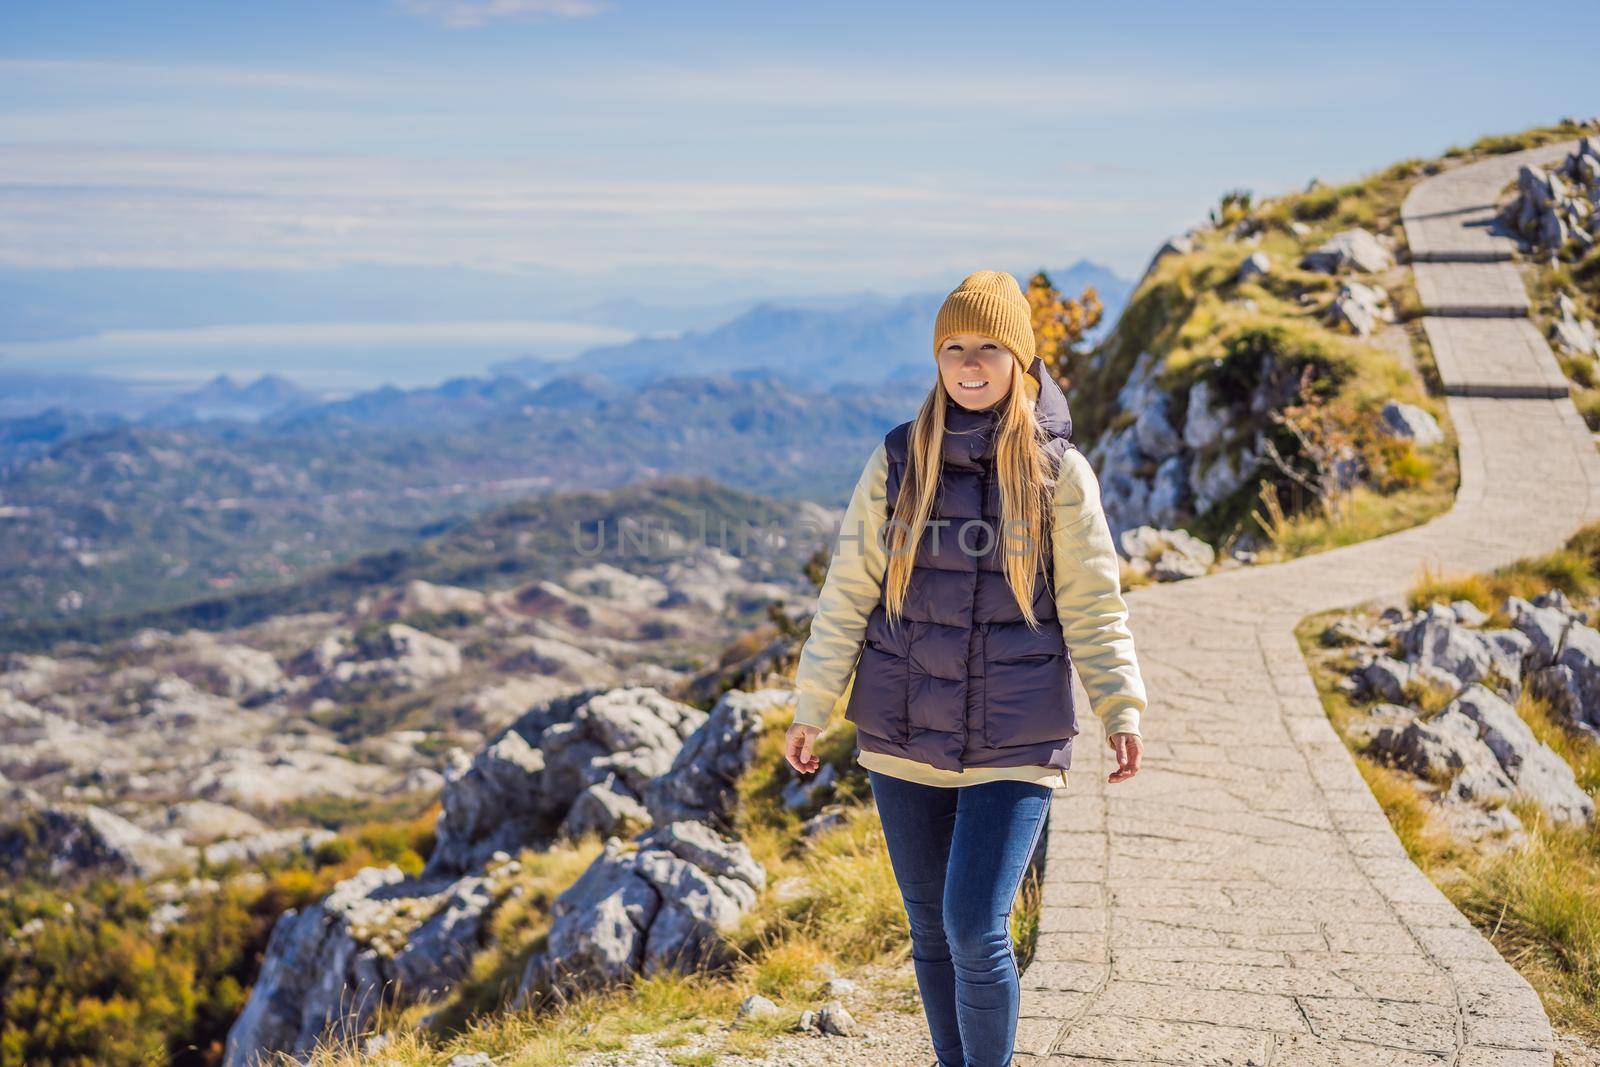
top-left (396, 0), bottom-right (609, 29)
top-left (0, 58), bottom-right (375, 94)
top-left (5, 319), bottom-right (629, 351)
top-left (0, 142), bottom-right (1178, 277)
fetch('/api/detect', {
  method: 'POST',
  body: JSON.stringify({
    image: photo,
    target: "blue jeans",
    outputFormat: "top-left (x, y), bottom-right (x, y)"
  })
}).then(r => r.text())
top-left (867, 769), bottom-right (1053, 1067)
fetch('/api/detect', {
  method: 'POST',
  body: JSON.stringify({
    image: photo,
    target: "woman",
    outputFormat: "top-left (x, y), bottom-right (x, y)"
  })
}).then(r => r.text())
top-left (782, 270), bottom-right (1147, 1067)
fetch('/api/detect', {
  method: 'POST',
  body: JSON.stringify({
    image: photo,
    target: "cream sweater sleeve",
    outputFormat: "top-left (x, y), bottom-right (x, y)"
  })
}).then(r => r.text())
top-left (1052, 447), bottom-right (1147, 739)
top-left (788, 442), bottom-right (890, 730)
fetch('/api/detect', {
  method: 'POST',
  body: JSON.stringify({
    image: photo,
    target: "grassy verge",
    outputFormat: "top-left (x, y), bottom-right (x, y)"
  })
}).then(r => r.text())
top-left (1522, 250), bottom-right (1600, 431)
top-left (1294, 520), bottom-right (1600, 1041)
top-left (1080, 163), bottom-right (1453, 566)
top-left (1086, 122), bottom-right (1597, 571)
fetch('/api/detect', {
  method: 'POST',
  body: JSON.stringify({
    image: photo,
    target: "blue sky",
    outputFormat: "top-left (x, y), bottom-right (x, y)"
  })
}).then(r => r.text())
top-left (4, 0), bottom-right (1599, 303)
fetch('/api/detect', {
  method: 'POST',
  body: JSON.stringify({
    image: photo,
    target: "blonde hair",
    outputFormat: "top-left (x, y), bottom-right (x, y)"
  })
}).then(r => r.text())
top-left (883, 358), bottom-right (1055, 633)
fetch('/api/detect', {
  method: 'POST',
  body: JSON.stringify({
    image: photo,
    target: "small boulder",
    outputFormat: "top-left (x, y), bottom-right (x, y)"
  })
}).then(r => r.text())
top-left (1120, 524), bottom-right (1216, 581)
top-left (801, 805), bottom-right (849, 838)
top-left (1528, 664), bottom-right (1600, 739)
top-left (1301, 228), bottom-right (1394, 273)
top-left (1235, 251), bottom-right (1271, 282)
top-left (1329, 281), bottom-right (1394, 336)
top-left (815, 1000), bottom-right (858, 1037)
top-left (1355, 655), bottom-right (1412, 703)
top-left (822, 977), bottom-right (858, 999)
top-left (1378, 401), bottom-right (1443, 446)
top-left (1508, 594), bottom-right (1575, 671)
top-left (1552, 292), bottom-right (1599, 357)
top-left (782, 761), bottom-right (838, 810)
top-left (1450, 685), bottom-right (1594, 825)
top-left (735, 994), bottom-right (781, 1024)
top-left (1372, 708), bottom-right (1514, 806)
top-left (1322, 617), bottom-right (1389, 647)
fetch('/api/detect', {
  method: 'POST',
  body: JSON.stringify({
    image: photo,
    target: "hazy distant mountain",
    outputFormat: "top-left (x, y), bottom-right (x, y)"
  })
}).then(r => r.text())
top-left (0, 262), bottom-right (1128, 424)
top-left (0, 368), bottom-right (157, 420)
top-left (491, 260), bottom-right (1132, 388)
top-left (0, 472), bottom-right (823, 652)
top-left (559, 295), bottom-right (754, 334)
top-left (0, 370), bottom-right (925, 627)
top-left (141, 374), bottom-right (318, 424)
top-left (527, 371), bottom-right (632, 409)
top-left (0, 260), bottom-right (1125, 628)
top-left (0, 406), bottom-right (128, 466)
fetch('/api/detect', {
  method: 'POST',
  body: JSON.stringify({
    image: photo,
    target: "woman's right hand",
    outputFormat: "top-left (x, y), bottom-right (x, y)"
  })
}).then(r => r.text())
top-left (784, 723), bottom-right (822, 775)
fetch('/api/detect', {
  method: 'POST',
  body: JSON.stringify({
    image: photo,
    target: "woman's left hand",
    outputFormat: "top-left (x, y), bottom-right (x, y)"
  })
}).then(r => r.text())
top-left (1107, 732), bottom-right (1142, 784)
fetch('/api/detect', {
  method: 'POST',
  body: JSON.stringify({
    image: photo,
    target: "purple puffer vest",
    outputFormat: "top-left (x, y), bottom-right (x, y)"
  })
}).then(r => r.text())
top-left (844, 356), bottom-right (1081, 772)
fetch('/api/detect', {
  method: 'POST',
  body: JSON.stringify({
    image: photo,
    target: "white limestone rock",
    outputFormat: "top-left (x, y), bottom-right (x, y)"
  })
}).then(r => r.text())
top-left (1300, 228), bottom-right (1394, 273)
top-left (1235, 251), bottom-right (1271, 282)
top-left (1379, 401), bottom-right (1444, 446)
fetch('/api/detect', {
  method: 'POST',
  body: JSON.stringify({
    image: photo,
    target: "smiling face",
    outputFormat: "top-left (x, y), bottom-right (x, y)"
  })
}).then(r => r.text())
top-left (937, 332), bottom-right (1016, 411)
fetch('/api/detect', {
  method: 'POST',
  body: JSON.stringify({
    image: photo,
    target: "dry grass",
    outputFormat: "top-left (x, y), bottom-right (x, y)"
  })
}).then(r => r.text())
top-left (1077, 123), bottom-right (1599, 568)
top-left (1257, 459), bottom-right (1457, 562)
top-left (1294, 519), bottom-right (1600, 1039)
top-left (1076, 160), bottom-right (1455, 565)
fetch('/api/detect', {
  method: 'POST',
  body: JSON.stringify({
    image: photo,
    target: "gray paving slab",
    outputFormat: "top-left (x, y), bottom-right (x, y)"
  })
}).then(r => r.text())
top-left (1023, 139), bottom-right (1598, 1064)
top-left (1414, 259), bottom-right (1530, 316)
top-left (1423, 316), bottom-right (1568, 398)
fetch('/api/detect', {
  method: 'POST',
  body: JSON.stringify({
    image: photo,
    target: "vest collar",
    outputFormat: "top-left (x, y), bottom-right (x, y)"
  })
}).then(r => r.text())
top-left (1027, 354), bottom-right (1076, 443)
top-left (940, 356), bottom-right (1075, 470)
top-left (942, 394), bottom-right (999, 469)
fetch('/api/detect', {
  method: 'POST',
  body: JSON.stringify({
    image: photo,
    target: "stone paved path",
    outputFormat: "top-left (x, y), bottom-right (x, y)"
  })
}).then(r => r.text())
top-left (1019, 139), bottom-right (1600, 1066)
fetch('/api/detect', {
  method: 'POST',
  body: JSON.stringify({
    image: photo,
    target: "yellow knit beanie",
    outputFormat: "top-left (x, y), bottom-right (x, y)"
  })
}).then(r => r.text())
top-left (933, 270), bottom-right (1036, 370)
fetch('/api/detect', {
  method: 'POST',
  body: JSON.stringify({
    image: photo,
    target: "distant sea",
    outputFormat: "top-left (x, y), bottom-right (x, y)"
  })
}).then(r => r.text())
top-left (0, 319), bottom-right (637, 395)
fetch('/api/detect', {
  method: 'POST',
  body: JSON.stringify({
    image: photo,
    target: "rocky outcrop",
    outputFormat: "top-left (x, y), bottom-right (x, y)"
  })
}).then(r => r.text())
top-left (223, 685), bottom-right (787, 1066)
top-left (1117, 526), bottom-right (1216, 582)
top-left (1373, 682), bottom-right (1592, 827)
top-left (368, 579), bottom-right (491, 621)
top-left (1340, 592), bottom-right (1597, 839)
top-left (1086, 349), bottom-right (1269, 539)
top-left (0, 785), bottom-right (193, 880)
top-left (222, 863), bottom-right (506, 1066)
top-left (1514, 590), bottom-right (1600, 741)
top-left (190, 744), bottom-right (397, 809)
top-left (1084, 261), bottom-right (1434, 545)
top-left (1398, 604), bottom-right (1531, 695)
top-left (1142, 234), bottom-right (1196, 280)
top-left (134, 629), bottom-right (289, 705)
top-left (1300, 228), bottom-right (1395, 274)
top-left (1501, 139), bottom-right (1600, 255)
top-left (425, 686), bottom-right (706, 877)
top-left (202, 828), bottom-right (337, 868)
top-left (516, 820), bottom-right (764, 1002)
top-left (293, 623), bottom-right (463, 699)
top-left (516, 687), bottom-right (785, 1003)
top-left (1551, 291), bottom-right (1598, 358)
top-left (1088, 323), bottom-right (1437, 551)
